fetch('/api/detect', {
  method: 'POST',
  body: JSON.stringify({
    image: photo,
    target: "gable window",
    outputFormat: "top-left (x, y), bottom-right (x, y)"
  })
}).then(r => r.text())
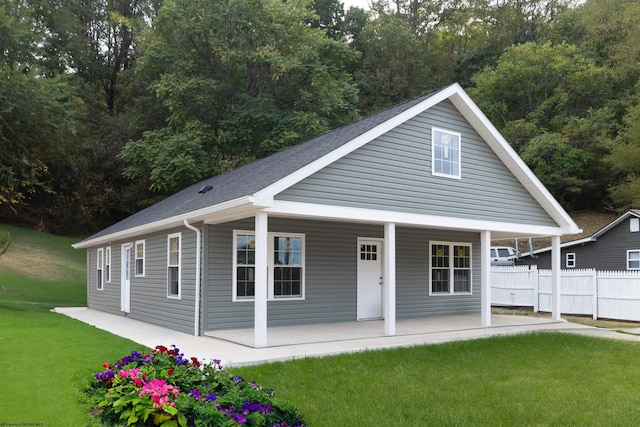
top-left (105, 247), bottom-right (111, 283)
top-left (233, 231), bottom-right (305, 301)
top-left (631, 218), bottom-right (639, 232)
top-left (627, 250), bottom-right (640, 270)
top-left (96, 248), bottom-right (104, 290)
top-left (430, 242), bottom-right (472, 295)
top-left (432, 128), bottom-right (461, 179)
top-left (135, 240), bottom-right (145, 277)
top-left (167, 233), bottom-right (181, 298)
top-left (566, 253), bottom-right (576, 268)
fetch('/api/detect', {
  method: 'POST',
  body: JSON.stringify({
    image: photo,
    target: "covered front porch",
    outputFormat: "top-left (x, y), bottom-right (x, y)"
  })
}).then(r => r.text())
top-left (228, 211), bottom-right (566, 348)
top-left (205, 313), bottom-right (562, 348)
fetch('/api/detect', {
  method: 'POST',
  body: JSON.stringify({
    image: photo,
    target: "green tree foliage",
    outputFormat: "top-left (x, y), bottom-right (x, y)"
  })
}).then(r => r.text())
top-left (607, 102), bottom-right (640, 209)
top-left (469, 41), bottom-right (613, 208)
top-left (121, 0), bottom-right (360, 193)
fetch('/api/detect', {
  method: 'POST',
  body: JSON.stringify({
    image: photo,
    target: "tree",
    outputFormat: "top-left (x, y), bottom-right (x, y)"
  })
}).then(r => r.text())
top-left (607, 102), bottom-right (640, 210)
top-left (120, 0), bottom-right (360, 193)
top-left (469, 42), bottom-right (611, 148)
top-left (353, 13), bottom-right (435, 114)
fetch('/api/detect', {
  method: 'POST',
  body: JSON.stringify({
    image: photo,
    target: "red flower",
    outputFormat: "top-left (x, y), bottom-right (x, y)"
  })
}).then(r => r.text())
top-left (102, 363), bottom-right (110, 369)
top-left (167, 368), bottom-right (174, 376)
top-left (191, 357), bottom-right (201, 367)
top-left (154, 345), bottom-right (168, 354)
top-left (134, 378), bottom-right (143, 387)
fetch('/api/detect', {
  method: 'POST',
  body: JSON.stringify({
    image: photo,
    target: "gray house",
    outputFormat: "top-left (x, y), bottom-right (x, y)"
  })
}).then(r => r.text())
top-left (519, 210), bottom-right (640, 270)
top-left (73, 83), bottom-right (580, 347)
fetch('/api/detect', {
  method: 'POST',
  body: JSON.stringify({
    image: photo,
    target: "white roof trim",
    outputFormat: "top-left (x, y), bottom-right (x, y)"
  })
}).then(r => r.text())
top-left (73, 196), bottom-right (254, 249)
top-left (253, 83), bottom-right (580, 234)
top-left (251, 85), bottom-right (460, 206)
top-left (265, 200), bottom-right (568, 238)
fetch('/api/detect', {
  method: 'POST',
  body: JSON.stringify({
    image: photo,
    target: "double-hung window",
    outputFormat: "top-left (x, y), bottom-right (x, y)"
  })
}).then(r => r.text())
top-left (628, 250), bottom-right (640, 270)
top-left (430, 241), bottom-right (472, 295)
top-left (233, 231), bottom-right (304, 301)
top-left (432, 128), bottom-right (461, 179)
top-left (566, 253), bottom-right (576, 268)
top-left (167, 233), bottom-right (181, 298)
top-left (135, 240), bottom-right (145, 277)
top-left (96, 248), bottom-right (104, 290)
top-left (105, 247), bottom-right (111, 283)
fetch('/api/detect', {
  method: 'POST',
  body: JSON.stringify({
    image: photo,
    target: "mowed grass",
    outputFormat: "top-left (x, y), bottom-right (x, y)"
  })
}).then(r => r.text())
top-left (236, 333), bottom-right (640, 425)
top-left (0, 225), bottom-right (148, 425)
top-left (3, 224), bottom-right (640, 425)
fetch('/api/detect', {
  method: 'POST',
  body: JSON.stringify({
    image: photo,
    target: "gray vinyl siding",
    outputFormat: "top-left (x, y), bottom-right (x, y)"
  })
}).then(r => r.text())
top-left (205, 218), bottom-right (480, 331)
top-left (277, 100), bottom-right (555, 227)
top-left (87, 245), bottom-right (122, 315)
top-left (86, 225), bottom-right (200, 334)
top-left (396, 228), bottom-right (480, 318)
top-left (520, 218), bottom-right (640, 270)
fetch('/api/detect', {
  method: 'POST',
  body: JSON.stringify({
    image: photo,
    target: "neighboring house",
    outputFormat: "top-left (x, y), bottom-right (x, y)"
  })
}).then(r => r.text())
top-left (518, 210), bottom-right (640, 270)
top-left (73, 83), bottom-right (580, 347)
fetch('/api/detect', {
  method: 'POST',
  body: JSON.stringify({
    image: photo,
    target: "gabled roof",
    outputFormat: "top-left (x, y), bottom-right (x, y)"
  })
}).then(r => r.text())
top-left (521, 210), bottom-right (640, 256)
top-left (74, 83), bottom-right (580, 249)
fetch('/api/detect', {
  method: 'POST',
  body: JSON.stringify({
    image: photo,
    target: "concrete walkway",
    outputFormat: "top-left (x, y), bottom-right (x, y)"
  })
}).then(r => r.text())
top-left (53, 307), bottom-right (640, 367)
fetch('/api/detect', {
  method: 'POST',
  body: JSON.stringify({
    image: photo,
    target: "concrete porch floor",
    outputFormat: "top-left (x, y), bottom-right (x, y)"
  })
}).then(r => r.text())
top-left (52, 307), bottom-right (637, 367)
top-left (205, 313), bottom-right (562, 347)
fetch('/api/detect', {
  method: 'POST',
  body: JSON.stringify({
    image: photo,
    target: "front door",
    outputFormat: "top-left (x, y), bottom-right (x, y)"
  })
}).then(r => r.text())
top-left (357, 238), bottom-right (383, 320)
top-left (121, 244), bottom-right (131, 313)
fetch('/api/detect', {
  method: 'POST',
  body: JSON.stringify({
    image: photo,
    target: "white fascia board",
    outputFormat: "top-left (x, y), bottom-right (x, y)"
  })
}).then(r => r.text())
top-left (72, 196), bottom-right (254, 249)
top-left (448, 88), bottom-right (581, 235)
top-left (520, 236), bottom-right (596, 257)
top-left (251, 85), bottom-right (460, 206)
top-left (265, 200), bottom-right (569, 237)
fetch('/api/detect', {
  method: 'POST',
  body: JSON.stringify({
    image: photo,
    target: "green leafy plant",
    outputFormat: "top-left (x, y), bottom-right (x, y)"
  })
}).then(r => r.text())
top-left (85, 345), bottom-right (305, 427)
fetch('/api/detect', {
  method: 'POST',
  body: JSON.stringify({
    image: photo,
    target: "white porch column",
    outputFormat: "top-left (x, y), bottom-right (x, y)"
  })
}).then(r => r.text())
top-left (481, 230), bottom-right (491, 327)
top-left (254, 211), bottom-right (268, 348)
top-left (551, 235), bottom-right (561, 321)
top-left (384, 222), bottom-right (396, 336)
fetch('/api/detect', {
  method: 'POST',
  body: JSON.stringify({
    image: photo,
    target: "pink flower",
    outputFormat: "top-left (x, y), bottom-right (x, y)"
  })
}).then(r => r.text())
top-left (139, 379), bottom-right (180, 408)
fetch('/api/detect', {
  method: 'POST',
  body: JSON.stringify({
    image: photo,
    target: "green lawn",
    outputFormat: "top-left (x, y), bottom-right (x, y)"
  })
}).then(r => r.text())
top-left (236, 333), bottom-right (640, 426)
top-left (3, 224), bottom-right (640, 426)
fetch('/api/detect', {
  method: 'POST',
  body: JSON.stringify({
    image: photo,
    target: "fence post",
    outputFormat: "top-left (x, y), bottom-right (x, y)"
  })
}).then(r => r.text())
top-left (592, 269), bottom-right (598, 320)
top-left (532, 265), bottom-right (539, 313)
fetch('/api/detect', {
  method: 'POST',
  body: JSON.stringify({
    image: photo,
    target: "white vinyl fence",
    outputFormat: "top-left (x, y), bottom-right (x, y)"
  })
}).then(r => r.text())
top-left (491, 266), bottom-right (640, 322)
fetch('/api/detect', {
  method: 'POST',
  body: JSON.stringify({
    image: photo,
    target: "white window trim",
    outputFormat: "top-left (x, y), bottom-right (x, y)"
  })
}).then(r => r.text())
top-left (627, 249), bottom-right (640, 271)
top-left (431, 127), bottom-right (462, 179)
top-left (631, 218), bottom-right (640, 232)
top-left (167, 233), bottom-right (181, 299)
top-left (105, 246), bottom-right (111, 283)
top-left (429, 241), bottom-right (473, 296)
top-left (96, 248), bottom-right (104, 290)
top-left (232, 230), bottom-right (305, 302)
top-left (566, 252), bottom-right (576, 268)
top-left (135, 240), bottom-right (145, 277)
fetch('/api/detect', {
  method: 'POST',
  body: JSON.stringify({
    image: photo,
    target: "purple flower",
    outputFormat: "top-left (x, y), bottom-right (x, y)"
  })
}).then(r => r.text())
top-left (95, 369), bottom-right (115, 380)
top-left (231, 375), bottom-right (243, 385)
top-left (205, 393), bottom-right (217, 402)
top-left (230, 413), bottom-right (247, 424)
top-left (241, 401), bottom-right (272, 414)
top-left (188, 389), bottom-right (201, 400)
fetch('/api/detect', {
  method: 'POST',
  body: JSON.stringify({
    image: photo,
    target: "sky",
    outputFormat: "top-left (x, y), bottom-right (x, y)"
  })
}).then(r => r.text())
top-left (342, 0), bottom-right (372, 10)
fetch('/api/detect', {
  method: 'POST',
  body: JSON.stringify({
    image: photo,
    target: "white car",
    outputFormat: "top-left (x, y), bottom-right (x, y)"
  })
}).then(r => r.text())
top-left (490, 246), bottom-right (517, 266)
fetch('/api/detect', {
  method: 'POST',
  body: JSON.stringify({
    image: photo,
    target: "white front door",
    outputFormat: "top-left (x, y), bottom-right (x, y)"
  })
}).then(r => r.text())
top-left (357, 238), bottom-right (383, 320)
top-left (121, 244), bottom-right (131, 313)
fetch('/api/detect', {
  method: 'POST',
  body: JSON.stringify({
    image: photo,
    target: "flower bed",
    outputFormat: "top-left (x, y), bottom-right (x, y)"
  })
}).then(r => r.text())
top-left (85, 345), bottom-right (305, 426)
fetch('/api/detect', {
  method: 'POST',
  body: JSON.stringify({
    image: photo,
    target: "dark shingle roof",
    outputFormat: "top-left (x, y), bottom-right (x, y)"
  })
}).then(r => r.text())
top-left (79, 88), bottom-right (445, 244)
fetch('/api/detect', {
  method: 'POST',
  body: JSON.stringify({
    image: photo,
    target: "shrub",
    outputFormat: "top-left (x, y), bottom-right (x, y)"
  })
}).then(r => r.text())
top-left (85, 345), bottom-right (305, 427)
